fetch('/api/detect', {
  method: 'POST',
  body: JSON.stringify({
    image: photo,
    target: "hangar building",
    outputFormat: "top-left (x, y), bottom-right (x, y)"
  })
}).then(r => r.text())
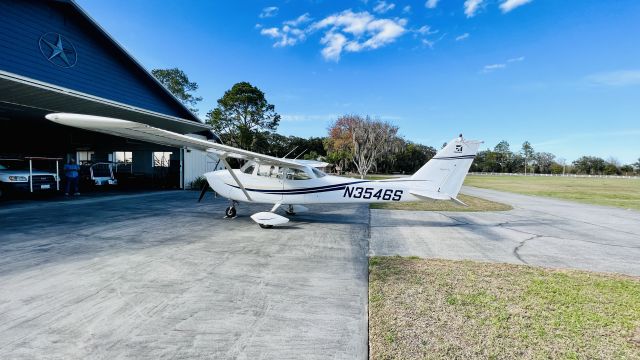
top-left (0, 0), bottom-right (221, 190)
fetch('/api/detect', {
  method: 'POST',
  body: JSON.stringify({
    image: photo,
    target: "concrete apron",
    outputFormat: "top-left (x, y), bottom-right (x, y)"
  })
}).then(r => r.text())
top-left (0, 192), bottom-right (369, 359)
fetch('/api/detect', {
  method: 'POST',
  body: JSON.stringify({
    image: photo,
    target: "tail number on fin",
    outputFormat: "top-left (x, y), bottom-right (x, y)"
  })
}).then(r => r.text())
top-left (343, 187), bottom-right (403, 201)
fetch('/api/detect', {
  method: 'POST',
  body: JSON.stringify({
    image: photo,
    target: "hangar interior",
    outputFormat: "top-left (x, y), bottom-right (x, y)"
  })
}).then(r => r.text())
top-left (0, 0), bottom-right (220, 191)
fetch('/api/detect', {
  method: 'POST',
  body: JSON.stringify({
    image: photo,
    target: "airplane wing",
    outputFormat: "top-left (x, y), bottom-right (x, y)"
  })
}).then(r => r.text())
top-left (290, 159), bottom-right (330, 168)
top-left (45, 113), bottom-right (306, 169)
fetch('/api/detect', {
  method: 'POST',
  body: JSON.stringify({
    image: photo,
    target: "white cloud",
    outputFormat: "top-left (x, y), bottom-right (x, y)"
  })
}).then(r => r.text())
top-left (455, 33), bottom-right (470, 41)
top-left (311, 10), bottom-right (407, 61)
top-left (260, 24), bottom-right (306, 47)
top-left (259, 13), bottom-right (313, 48)
top-left (260, 27), bottom-right (280, 37)
top-left (482, 56), bottom-right (525, 72)
top-left (422, 39), bottom-right (435, 48)
top-left (586, 70), bottom-right (640, 87)
top-left (320, 32), bottom-right (348, 61)
top-left (464, 0), bottom-right (484, 18)
top-left (483, 63), bottom-right (506, 72)
top-left (425, 0), bottom-right (439, 9)
top-left (402, 5), bottom-right (411, 13)
top-left (416, 25), bottom-right (437, 35)
top-left (373, 1), bottom-right (395, 14)
top-left (259, 6), bottom-right (279, 18)
top-left (500, 0), bottom-right (534, 13)
top-left (284, 13), bottom-right (312, 27)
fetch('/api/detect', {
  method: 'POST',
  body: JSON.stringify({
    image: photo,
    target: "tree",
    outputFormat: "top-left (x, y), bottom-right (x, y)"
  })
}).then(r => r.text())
top-left (151, 68), bottom-right (202, 114)
top-left (521, 141), bottom-right (534, 174)
top-left (326, 115), bottom-right (399, 179)
top-left (534, 152), bottom-right (555, 174)
top-left (494, 140), bottom-right (511, 172)
top-left (206, 82), bottom-right (280, 150)
top-left (573, 156), bottom-right (605, 175)
top-left (393, 142), bottom-right (436, 174)
top-left (350, 116), bottom-right (399, 178)
top-left (620, 165), bottom-right (634, 175)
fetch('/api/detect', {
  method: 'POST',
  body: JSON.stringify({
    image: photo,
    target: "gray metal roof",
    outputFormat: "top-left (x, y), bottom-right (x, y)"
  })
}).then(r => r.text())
top-left (0, 71), bottom-right (211, 134)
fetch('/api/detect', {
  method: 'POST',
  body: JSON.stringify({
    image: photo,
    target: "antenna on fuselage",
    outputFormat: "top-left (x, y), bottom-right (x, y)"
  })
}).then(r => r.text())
top-left (293, 148), bottom-right (308, 160)
top-left (282, 146), bottom-right (299, 159)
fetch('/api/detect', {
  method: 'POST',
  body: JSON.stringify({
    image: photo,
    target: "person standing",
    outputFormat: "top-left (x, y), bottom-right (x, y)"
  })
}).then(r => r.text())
top-left (64, 158), bottom-right (80, 196)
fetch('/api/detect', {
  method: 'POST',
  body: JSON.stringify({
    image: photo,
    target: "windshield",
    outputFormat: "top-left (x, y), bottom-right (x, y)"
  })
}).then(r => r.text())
top-left (311, 167), bottom-right (326, 178)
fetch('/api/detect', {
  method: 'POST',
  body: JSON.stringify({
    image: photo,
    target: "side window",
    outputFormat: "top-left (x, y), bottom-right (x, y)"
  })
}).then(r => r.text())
top-left (243, 165), bottom-right (255, 174)
top-left (285, 168), bottom-right (312, 180)
top-left (258, 165), bottom-right (278, 177)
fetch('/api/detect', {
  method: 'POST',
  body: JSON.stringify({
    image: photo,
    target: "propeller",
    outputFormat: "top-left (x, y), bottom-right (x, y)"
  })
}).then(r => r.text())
top-left (198, 159), bottom-right (221, 203)
top-left (198, 182), bottom-right (210, 202)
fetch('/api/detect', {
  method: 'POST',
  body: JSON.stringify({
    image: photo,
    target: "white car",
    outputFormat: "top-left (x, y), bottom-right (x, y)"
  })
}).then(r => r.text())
top-left (0, 162), bottom-right (59, 199)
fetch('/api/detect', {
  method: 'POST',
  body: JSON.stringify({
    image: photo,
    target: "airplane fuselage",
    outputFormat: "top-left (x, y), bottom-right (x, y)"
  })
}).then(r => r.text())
top-left (205, 169), bottom-right (430, 205)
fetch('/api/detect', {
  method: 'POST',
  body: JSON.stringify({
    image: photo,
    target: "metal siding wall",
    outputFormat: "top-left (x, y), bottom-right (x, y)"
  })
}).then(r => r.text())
top-left (0, 0), bottom-right (192, 118)
top-left (183, 149), bottom-right (221, 189)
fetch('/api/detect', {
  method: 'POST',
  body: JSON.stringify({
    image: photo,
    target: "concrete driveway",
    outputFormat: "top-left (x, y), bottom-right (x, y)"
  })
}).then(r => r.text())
top-left (0, 192), bottom-right (369, 359)
top-left (370, 186), bottom-right (640, 276)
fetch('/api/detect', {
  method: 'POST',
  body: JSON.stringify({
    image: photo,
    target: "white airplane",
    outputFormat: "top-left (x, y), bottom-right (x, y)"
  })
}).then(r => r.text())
top-left (46, 113), bottom-right (482, 228)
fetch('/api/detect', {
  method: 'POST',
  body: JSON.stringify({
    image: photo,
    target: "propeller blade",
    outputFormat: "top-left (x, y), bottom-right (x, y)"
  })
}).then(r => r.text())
top-left (198, 183), bottom-right (209, 202)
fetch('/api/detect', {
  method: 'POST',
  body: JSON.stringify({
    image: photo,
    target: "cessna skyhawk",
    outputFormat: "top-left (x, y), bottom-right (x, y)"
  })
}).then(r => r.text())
top-left (46, 113), bottom-right (482, 228)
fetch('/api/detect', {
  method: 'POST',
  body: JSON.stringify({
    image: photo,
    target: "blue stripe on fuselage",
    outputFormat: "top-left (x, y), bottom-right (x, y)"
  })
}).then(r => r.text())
top-left (225, 180), bottom-right (370, 195)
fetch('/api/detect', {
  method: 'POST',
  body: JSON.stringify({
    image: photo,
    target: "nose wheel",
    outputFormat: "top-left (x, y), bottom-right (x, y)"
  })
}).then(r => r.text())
top-left (225, 206), bottom-right (236, 218)
top-left (225, 200), bottom-right (238, 218)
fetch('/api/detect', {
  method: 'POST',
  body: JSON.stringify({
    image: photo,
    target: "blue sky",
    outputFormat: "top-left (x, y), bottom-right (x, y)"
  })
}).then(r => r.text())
top-left (76, 0), bottom-right (640, 164)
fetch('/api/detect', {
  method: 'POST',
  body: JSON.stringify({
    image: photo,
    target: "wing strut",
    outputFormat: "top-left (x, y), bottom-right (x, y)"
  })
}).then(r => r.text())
top-left (219, 156), bottom-right (252, 201)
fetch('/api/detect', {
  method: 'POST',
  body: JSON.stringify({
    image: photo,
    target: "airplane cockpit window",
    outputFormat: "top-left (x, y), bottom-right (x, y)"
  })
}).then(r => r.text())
top-left (281, 168), bottom-right (312, 180)
top-left (258, 165), bottom-right (279, 177)
top-left (243, 165), bottom-right (255, 174)
top-left (311, 167), bottom-right (326, 178)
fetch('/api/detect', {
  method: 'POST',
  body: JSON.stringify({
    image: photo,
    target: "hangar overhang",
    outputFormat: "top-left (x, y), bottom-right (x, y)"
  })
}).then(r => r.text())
top-left (0, 70), bottom-right (211, 134)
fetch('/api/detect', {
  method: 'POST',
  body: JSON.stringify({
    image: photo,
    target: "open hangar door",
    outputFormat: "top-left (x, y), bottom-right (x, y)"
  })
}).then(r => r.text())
top-left (0, 103), bottom-right (184, 194)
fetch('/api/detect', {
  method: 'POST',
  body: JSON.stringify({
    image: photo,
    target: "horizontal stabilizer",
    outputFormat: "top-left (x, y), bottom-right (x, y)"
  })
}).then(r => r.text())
top-left (409, 190), bottom-right (452, 201)
top-left (450, 197), bottom-right (468, 207)
top-left (411, 190), bottom-right (468, 206)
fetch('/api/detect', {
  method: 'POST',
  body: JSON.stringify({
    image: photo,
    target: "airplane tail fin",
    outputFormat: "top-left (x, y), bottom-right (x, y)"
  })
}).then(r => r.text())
top-left (410, 135), bottom-right (482, 200)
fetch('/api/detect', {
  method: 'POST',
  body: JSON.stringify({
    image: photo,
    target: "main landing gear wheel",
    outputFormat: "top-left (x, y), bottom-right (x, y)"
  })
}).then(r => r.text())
top-left (225, 206), bottom-right (236, 218)
top-left (259, 224), bottom-right (273, 229)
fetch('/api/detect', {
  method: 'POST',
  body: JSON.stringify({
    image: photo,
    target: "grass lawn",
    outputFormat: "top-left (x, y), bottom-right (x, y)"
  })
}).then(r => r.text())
top-left (370, 193), bottom-right (512, 212)
top-left (369, 257), bottom-right (640, 359)
top-left (464, 175), bottom-right (640, 211)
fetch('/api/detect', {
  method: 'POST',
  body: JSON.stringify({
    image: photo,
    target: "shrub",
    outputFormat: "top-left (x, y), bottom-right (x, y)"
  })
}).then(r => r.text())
top-left (189, 176), bottom-right (208, 190)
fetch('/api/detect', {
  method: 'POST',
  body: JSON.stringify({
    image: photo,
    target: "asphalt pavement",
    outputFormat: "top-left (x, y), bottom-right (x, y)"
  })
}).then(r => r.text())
top-left (370, 186), bottom-right (640, 276)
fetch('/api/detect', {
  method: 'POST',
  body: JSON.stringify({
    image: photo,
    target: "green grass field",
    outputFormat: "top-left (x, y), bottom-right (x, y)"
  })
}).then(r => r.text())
top-left (465, 175), bottom-right (640, 211)
top-left (370, 193), bottom-right (512, 212)
top-left (369, 257), bottom-right (640, 360)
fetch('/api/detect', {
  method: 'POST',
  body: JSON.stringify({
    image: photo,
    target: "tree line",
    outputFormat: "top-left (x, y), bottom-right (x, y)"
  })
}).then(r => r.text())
top-left (471, 140), bottom-right (639, 176)
top-left (152, 68), bottom-right (639, 177)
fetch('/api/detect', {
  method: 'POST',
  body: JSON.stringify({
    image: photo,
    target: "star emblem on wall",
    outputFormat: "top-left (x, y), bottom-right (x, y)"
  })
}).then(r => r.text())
top-left (39, 32), bottom-right (77, 68)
